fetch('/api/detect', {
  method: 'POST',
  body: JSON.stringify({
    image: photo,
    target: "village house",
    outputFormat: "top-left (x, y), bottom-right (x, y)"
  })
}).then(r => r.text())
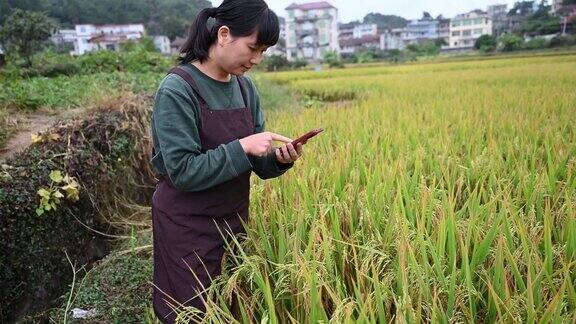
top-left (51, 24), bottom-right (171, 55)
top-left (448, 10), bottom-right (492, 49)
top-left (285, 1), bottom-right (340, 61)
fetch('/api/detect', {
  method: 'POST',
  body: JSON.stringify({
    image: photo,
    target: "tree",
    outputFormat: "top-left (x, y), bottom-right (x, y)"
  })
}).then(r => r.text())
top-left (0, 9), bottom-right (57, 67)
top-left (521, 4), bottom-right (561, 35)
top-left (508, 1), bottom-right (537, 16)
top-left (362, 13), bottom-right (408, 29)
top-left (422, 11), bottom-right (432, 20)
top-left (475, 35), bottom-right (497, 52)
top-left (1, 0), bottom-right (212, 40)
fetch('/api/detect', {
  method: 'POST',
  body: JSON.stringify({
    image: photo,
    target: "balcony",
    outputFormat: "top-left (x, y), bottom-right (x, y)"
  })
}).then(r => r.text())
top-left (296, 28), bottom-right (319, 38)
top-left (294, 14), bottom-right (333, 22)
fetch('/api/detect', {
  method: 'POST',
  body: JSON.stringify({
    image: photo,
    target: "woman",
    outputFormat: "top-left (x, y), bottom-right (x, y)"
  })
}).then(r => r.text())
top-left (150, 0), bottom-right (302, 322)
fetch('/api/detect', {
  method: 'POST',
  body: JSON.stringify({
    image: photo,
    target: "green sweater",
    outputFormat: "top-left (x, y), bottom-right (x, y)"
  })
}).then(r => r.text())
top-left (151, 64), bottom-right (292, 192)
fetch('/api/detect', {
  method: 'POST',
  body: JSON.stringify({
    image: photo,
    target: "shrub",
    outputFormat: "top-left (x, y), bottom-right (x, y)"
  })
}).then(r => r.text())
top-left (48, 249), bottom-right (154, 323)
top-left (0, 94), bottom-right (155, 321)
top-left (523, 37), bottom-right (548, 50)
top-left (549, 34), bottom-right (576, 48)
top-left (263, 54), bottom-right (291, 72)
top-left (357, 51), bottom-right (375, 64)
top-left (291, 58), bottom-right (309, 69)
top-left (323, 50), bottom-right (345, 69)
top-left (499, 34), bottom-right (524, 52)
top-left (475, 35), bottom-right (497, 52)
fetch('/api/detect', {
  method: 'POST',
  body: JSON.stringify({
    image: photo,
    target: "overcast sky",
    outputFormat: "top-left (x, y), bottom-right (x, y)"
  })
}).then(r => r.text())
top-left (216, 1), bottom-right (518, 22)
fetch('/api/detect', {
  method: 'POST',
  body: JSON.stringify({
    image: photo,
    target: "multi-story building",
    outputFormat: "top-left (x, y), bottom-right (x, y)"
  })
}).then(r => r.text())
top-left (438, 19), bottom-right (451, 45)
top-left (74, 24), bottom-right (145, 55)
top-left (487, 4), bottom-right (508, 17)
top-left (268, 16), bottom-right (287, 56)
top-left (487, 4), bottom-right (508, 37)
top-left (338, 22), bottom-right (357, 45)
top-left (404, 18), bottom-right (439, 44)
top-left (285, 1), bottom-right (339, 61)
top-left (448, 10), bottom-right (492, 49)
top-left (380, 28), bottom-right (407, 50)
top-left (353, 24), bottom-right (378, 38)
top-left (340, 35), bottom-right (380, 54)
top-left (337, 23), bottom-right (380, 54)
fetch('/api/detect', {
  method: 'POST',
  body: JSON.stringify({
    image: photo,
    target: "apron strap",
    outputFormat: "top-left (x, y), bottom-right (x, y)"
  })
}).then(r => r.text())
top-left (236, 75), bottom-right (250, 110)
top-left (169, 66), bottom-right (251, 110)
top-left (168, 67), bottom-right (209, 106)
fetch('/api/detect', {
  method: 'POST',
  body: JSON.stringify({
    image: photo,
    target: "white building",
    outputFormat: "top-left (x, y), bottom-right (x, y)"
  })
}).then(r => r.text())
top-left (487, 4), bottom-right (508, 18)
top-left (338, 22), bottom-right (357, 42)
top-left (380, 28), bottom-right (407, 50)
top-left (340, 35), bottom-right (380, 54)
top-left (73, 24), bottom-right (145, 55)
top-left (285, 1), bottom-right (340, 61)
top-left (448, 10), bottom-right (492, 49)
top-left (51, 29), bottom-right (76, 45)
top-left (404, 18), bottom-right (439, 44)
top-left (487, 4), bottom-right (508, 37)
top-left (353, 24), bottom-right (378, 39)
top-left (153, 36), bottom-right (171, 55)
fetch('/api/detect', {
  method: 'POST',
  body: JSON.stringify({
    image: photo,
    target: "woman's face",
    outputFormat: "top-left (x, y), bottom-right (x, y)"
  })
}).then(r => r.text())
top-left (216, 27), bottom-right (268, 75)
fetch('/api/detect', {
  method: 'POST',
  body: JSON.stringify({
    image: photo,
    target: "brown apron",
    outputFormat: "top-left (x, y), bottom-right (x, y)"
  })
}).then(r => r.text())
top-left (152, 67), bottom-right (254, 323)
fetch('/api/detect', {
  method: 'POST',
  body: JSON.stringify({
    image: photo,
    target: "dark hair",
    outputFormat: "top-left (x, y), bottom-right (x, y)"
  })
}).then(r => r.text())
top-left (179, 0), bottom-right (279, 64)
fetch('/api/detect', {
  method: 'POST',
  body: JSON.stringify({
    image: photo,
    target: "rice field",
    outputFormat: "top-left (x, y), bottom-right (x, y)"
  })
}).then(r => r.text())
top-left (172, 54), bottom-right (576, 323)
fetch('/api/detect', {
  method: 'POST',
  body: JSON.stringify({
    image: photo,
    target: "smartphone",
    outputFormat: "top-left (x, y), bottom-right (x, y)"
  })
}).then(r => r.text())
top-left (291, 128), bottom-right (324, 146)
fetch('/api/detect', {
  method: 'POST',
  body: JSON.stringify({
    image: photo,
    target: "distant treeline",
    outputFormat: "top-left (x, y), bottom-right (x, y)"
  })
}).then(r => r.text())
top-left (0, 0), bottom-right (212, 40)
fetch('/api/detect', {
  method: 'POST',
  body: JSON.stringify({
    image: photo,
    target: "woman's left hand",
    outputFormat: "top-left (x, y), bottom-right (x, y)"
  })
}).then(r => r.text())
top-left (275, 143), bottom-right (303, 164)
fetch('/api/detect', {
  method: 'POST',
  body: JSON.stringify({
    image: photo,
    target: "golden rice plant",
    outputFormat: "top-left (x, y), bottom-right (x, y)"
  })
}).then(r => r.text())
top-left (178, 53), bottom-right (576, 323)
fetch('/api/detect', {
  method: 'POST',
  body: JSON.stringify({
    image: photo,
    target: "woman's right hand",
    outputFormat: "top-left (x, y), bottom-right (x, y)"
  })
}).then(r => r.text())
top-left (239, 132), bottom-right (292, 157)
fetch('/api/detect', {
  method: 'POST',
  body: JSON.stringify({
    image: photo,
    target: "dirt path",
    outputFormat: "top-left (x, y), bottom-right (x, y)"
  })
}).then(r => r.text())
top-left (0, 108), bottom-right (83, 162)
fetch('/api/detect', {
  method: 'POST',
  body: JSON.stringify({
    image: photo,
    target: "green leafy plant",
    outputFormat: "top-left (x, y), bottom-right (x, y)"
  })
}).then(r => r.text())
top-left (36, 170), bottom-right (80, 216)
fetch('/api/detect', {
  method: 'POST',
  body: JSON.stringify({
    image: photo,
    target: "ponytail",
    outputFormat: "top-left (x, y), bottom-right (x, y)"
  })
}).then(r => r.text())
top-left (178, 8), bottom-right (217, 64)
top-left (178, 0), bottom-right (280, 65)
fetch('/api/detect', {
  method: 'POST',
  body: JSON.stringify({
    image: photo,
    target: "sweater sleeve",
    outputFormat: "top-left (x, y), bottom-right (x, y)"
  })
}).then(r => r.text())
top-left (153, 86), bottom-right (252, 192)
top-left (244, 76), bottom-right (293, 180)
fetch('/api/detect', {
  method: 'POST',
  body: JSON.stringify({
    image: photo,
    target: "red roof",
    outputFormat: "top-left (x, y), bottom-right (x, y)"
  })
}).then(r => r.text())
top-left (286, 1), bottom-right (336, 11)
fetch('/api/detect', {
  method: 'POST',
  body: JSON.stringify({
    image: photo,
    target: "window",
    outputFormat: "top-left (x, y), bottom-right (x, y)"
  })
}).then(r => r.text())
top-left (463, 30), bottom-right (471, 36)
top-left (451, 21), bottom-right (461, 27)
top-left (320, 33), bottom-right (327, 44)
top-left (463, 19), bottom-right (472, 26)
top-left (474, 28), bottom-right (483, 35)
top-left (452, 31), bottom-right (460, 36)
top-left (80, 27), bottom-right (86, 33)
top-left (474, 18), bottom-right (484, 25)
top-left (289, 11), bottom-right (294, 18)
top-left (318, 20), bottom-right (326, 28)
